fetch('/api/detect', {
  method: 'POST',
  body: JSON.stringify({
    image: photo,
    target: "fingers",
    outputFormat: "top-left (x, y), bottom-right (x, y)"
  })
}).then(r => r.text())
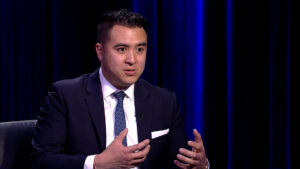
top-left (127, 139), bottom-right (150, 152)
top-left (130, 145), bottom-right (151, 159)
top-left (130, 156), bottom-right (147, 165)
top-left (193, 129), bottom-right (202, 143)
top-left (179, 148), bottom-right (201, 160)
top-left (174, 159), bottom-right (190, 169)
top-left (192, 129), bottom-right (204, 154)
top-left (115, 128), bottom-right (128, 143)
top-left (188, 140), bottom-right (204, 153)
top-left (175, 129), bottom-right (208, 168)
top-left (177, 153), bottom-right (200, 166)
top-left (96, 133), bottom-right (150, 169)
top-left (126, 139), bottom-right (151, 165)
top-left (129, 145), bottom-right (150, 165)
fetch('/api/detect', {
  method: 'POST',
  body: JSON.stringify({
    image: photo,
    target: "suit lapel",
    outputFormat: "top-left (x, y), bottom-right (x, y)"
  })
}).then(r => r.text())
top-left (134, 80), bottom-right (152, 143)
top-left (84, 69), bottom-right (106, 150)
top-left (134, 80), bottom-right (153, 169)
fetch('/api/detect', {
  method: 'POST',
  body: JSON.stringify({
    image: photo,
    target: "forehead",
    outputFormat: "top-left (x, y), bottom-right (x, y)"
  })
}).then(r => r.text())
top-left (106, 25), bottom-right (147, 45)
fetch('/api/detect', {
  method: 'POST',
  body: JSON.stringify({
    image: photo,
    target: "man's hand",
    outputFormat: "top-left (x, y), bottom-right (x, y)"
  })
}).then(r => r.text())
top-left (174, 129), bottom-right (209, 169)
top-left (94, 128), bottom-right (150, 169)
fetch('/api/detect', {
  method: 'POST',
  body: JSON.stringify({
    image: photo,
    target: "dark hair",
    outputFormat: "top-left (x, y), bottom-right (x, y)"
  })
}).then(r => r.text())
top-left (97, 9), bottom-right (148, 44)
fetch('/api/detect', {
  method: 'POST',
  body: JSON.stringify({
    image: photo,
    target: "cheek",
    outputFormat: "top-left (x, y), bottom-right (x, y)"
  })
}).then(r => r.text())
top-left (137, 54), bottom-right (146, 63)
top-left (139, 56), bottom-right (146, 68)
top-left (105, 54), bottom-right (123, 67)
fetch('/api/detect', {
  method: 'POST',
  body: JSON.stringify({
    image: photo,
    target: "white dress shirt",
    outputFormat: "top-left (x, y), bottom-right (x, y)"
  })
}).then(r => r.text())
top-left (84, 68), bottom-right (138, 169)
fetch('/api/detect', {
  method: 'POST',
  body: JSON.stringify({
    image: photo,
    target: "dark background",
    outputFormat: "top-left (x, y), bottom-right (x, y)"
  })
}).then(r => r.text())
top-left (0, 0), bottom-right (297, 169)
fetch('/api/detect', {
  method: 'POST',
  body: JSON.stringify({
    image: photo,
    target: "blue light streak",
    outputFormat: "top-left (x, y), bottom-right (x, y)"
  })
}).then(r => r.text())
top-left (226, 0), bottom-right (233, 168)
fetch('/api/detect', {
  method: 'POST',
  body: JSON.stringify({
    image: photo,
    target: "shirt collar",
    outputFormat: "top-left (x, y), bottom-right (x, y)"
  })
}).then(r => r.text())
top-left (99, 68), bottom-right (134, 100)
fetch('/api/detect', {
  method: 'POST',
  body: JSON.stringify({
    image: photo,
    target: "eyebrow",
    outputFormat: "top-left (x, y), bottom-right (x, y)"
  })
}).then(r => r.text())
top-left (114, 42), bottom-right (147, 48)
top-left (114, 43), bottom-right (128, 48)
top-left (137, 42), bottom-right (147, 47)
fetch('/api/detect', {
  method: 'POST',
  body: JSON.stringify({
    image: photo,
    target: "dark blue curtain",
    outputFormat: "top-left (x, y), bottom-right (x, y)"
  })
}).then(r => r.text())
top-left (0, 0), bottom-right (296, 169)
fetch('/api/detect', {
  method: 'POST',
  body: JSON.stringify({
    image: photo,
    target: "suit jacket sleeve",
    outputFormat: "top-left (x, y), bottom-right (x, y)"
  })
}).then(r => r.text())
top-left (31, 82), bottom-right (87, 169)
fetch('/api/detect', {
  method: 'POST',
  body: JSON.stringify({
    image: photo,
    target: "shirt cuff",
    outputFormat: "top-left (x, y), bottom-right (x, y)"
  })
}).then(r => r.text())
top-left (84, 155), bottom-right (96, 169)
top-left (206, 158), bottom-right (210, 169)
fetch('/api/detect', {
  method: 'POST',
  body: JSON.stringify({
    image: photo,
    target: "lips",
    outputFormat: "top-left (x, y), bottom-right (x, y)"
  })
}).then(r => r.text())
top-left (124, 69), bottom-right (136, 76)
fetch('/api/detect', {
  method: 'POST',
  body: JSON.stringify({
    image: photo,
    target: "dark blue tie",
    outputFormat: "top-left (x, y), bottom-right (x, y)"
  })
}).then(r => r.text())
top-left (113, 91), bottom-right (127, 146)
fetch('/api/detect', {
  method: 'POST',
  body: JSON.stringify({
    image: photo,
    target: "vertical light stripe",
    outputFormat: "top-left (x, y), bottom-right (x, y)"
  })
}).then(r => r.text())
top-left (194, 0), bottom-right (204, 134)
top-left (226, 0), bottom-right (233, 168)
top-left (133, 0), bottom-right (139, 12)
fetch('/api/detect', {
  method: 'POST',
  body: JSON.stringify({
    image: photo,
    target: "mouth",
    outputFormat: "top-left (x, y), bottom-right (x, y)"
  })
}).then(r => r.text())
top-left (124, 69), bottom-right (136, 76)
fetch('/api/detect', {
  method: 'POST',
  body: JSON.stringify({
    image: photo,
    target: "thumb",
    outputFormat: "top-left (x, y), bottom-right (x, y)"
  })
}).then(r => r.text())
top-left (193, 129), bottom-right (202, 143)
top-left (115, 128), bottom-right (128, 143)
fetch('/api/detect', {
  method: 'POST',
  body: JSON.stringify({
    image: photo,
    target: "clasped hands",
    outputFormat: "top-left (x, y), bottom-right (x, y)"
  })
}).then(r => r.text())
top-left (94, 128), bottom-right (208, 169)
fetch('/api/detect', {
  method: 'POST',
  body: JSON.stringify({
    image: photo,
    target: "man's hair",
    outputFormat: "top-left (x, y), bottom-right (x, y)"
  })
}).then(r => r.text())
top-left (97, 9), bottom-right (148, 44)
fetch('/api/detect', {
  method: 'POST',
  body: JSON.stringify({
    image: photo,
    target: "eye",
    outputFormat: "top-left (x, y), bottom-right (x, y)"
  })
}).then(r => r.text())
top-left (136, 47), bottom-right (144, 53)
top-left (117, 47), bottom-right (126, 53)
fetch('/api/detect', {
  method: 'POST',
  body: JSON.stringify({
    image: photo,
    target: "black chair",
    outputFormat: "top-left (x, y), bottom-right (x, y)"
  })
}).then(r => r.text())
top-left (0, 120), bottom-right (37, 169)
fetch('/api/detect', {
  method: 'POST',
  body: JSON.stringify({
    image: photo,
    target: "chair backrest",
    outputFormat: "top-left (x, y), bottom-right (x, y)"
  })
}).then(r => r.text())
top-left (0, 120), bottom-right (37, 169)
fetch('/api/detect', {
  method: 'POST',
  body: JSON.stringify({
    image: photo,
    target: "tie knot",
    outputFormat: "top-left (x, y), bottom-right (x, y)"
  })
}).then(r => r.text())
top-left (112, 91), bottom-right (126, 101)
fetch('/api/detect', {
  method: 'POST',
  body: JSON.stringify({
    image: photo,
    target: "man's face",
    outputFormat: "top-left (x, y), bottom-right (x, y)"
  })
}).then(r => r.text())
top-left (96, 25), bottom-right (147, 89)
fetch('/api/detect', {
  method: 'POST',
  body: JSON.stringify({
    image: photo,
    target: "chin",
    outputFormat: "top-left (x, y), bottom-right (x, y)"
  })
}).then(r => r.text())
top-left (122, 78), bottom-right (138, 86)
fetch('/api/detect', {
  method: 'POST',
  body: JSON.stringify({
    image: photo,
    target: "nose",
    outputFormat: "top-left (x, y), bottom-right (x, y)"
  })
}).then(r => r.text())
top-left (125, 50), bottom-right (137, 65)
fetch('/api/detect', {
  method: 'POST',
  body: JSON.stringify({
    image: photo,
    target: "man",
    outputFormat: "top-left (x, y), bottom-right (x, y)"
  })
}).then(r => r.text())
top-left (31, 9), bottom-right (209, 169)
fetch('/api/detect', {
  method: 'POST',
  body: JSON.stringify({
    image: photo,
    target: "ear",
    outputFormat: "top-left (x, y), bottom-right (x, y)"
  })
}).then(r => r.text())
top-left (95, 43), bottom-right (104, 62)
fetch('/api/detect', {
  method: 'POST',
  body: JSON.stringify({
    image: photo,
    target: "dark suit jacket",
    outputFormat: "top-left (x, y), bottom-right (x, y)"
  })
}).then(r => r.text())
top-left (31, 69), bottom-right (188, 169)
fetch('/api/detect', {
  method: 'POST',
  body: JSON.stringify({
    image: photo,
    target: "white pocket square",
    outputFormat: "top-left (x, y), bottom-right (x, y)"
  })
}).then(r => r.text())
top-left (151, 128), bottom-right (169, 139)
